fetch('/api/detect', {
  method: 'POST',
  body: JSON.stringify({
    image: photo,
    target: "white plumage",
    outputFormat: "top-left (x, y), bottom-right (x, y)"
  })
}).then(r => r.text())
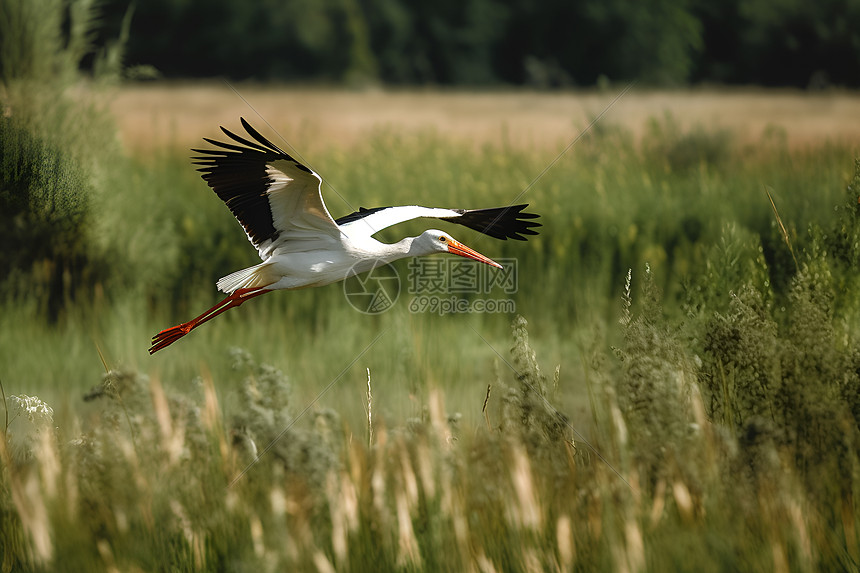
top-left (149, 119), bottom-right (540, 354)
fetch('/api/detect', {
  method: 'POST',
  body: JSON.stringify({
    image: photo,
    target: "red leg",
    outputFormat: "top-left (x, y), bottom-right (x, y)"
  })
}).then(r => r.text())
top-left (149, 287), bottom-right (271, 354)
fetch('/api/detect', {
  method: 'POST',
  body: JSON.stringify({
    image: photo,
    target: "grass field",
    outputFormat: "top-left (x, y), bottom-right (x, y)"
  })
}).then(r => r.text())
top-left (3, 80), bottom-right (860, 571)
top-left (109, 83), bottom-right (860, 153)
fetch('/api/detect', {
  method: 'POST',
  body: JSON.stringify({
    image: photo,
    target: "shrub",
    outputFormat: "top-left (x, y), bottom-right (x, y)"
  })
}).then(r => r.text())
top-left (0, 118), bottom-right (97, 318)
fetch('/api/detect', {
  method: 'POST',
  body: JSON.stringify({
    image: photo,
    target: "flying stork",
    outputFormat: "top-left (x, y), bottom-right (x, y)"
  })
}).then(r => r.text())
top-left (149, 118), bottom-right (541, 354)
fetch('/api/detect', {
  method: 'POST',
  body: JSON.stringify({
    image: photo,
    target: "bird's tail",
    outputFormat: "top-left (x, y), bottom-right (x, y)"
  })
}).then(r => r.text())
top-left (217, 262), bottom-right (276, 294)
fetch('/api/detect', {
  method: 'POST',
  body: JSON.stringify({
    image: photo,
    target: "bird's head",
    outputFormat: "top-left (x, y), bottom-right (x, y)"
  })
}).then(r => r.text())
top-left (417, 230), bottom-right (503, 269)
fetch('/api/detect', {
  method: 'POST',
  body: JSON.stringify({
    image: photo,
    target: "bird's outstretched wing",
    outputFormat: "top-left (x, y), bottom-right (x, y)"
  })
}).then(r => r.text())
top-left (336, 203), bottom-right (541, 241)
top-left (192, 118), bottom-right (341, 259)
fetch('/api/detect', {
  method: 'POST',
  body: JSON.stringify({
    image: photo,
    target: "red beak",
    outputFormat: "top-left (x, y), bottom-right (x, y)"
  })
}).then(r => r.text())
top-left (446, 239), bottom-right (503, 269)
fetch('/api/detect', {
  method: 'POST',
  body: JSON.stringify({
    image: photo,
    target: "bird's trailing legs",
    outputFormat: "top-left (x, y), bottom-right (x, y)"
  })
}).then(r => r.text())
top-left (149, 287), bottom-right (271, 354)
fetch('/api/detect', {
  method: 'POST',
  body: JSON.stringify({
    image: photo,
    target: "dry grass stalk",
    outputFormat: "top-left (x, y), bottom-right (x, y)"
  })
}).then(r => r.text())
top-left (366, 367), bottom-right (373, 448)
top-left (765, 186), bottom-right (799, 270)
top-left (482, 384), bottom-right (492, 430)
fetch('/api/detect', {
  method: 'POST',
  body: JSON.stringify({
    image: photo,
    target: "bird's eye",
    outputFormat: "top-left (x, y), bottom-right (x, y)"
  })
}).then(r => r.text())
top-left (439, 236), bottom-right (446, 242)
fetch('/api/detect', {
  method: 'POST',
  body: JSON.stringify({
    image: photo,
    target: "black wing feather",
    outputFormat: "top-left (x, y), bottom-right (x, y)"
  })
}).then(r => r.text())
top-left (220, 124), bottom-right (271, 153)
top-left (192, 117), bottom-right (307, 247)
top-left (442, 204), bottom-right (541, 241)
top-left (334, 206), bottom-right (389, 226)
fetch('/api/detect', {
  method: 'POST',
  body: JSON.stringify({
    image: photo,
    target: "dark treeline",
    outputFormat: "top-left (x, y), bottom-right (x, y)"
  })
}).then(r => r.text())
top-left (99, 0), bottom-right (859, 87)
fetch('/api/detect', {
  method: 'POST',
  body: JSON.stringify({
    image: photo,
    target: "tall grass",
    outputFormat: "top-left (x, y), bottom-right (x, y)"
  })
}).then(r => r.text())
top-left (1, 133), bottom-right (858, 570)
top-left (5, 234), bottom-right (860, 571)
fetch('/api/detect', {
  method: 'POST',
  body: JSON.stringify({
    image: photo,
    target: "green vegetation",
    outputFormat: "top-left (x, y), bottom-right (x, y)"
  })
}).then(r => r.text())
top-left (96, 0), bottom-right (860, 87)
top-left (4, 2), bottom-right (860, 571)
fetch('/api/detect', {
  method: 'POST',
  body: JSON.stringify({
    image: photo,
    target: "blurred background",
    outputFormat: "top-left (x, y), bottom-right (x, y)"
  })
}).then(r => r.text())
top-left (2, 0), bottom-right (859, 416)
top-left (99, 0), bottom-right (859, 88)
top-left (4, 1), bottom-right (860, 570)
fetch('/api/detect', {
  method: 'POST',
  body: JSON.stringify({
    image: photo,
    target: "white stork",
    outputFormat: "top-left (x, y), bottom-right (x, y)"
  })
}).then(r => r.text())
top-left (149, 118), bottom-right (540, 353)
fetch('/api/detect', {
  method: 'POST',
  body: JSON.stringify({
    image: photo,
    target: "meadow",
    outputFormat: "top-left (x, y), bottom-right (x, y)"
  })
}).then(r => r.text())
top-left (5, 60), bottom-right (860, 573)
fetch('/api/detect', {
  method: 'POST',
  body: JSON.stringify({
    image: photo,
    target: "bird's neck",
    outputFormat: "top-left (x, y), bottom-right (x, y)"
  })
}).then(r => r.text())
top-left (349, 237), bottom-right (435, 281)
top-left (374, 237), bottom-right (418, 264)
